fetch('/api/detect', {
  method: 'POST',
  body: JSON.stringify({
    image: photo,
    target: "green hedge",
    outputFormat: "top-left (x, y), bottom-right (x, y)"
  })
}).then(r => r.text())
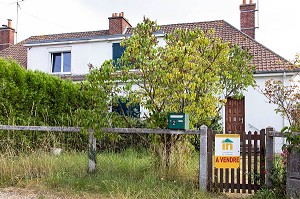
top-left (0, 58), bottom-right (93, 152)
top-left (0, 58), bottom-right (89, 126)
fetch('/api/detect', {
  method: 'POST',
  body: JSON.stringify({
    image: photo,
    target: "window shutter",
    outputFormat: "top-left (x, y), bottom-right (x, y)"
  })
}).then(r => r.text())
top-left (112, 98), bottom-right (140, 118)
top-left (112, 43), bottom-right (125, 69)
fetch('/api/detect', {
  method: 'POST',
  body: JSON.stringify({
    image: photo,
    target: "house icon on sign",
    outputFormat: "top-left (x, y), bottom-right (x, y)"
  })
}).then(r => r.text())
top-left (222, 138), bottom-right (234, 150)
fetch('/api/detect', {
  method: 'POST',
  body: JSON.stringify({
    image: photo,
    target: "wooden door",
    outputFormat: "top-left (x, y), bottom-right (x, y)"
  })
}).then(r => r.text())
top-left (225, 97), bottom-right (245, 133)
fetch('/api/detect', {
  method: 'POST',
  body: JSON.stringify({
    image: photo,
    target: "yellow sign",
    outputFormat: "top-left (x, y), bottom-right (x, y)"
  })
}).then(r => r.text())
top-left (215, 134), bottom-right (240, 169)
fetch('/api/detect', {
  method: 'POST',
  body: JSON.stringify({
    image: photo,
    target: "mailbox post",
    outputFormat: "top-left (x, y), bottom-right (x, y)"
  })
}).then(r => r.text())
top-left (168, 113), bottom-right (189, 130)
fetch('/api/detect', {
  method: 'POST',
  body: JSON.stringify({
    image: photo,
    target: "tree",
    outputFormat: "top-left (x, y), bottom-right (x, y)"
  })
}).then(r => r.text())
top-left (259, 79), bottom-right (300, 152)
top-left (98, 18), bottom-right (254, 170)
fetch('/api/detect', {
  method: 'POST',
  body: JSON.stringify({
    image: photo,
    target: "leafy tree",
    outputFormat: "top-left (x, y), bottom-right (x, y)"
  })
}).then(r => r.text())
top-left (96, 18), bottom-right (254, 169)
top-left (259, 79), bottom-right (300, 152)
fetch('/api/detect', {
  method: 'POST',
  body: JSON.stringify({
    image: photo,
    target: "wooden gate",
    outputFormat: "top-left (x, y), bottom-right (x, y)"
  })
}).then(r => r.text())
top-left (207, 129), bottom-right (266, 193)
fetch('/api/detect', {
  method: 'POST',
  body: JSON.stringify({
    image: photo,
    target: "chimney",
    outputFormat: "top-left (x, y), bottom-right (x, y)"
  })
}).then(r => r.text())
top-left (108, 12), bottom-right (132, 35)
top-left (0, 19), bottom-right (15, 51)
top-left (240, 0), bottom-right (256, 39)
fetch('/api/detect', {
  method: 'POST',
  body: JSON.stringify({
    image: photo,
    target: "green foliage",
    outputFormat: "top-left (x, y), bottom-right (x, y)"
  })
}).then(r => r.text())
top-left (0, 58), bottom-right (88, 126)
top-left (93, 18), bottom-right (254, 169)
top-left (0, 58), bottom-right (92, 152)
top-left (107, 18), bottom-right (254, 129)
top-left (251, 154), bottom-right (287, 199)
top-left (260, 79), bottom-right (300, 152)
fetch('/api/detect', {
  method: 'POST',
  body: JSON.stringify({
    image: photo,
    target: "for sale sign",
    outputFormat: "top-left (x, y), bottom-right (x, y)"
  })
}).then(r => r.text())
top-left (215, 134), bottom-right (240, 169)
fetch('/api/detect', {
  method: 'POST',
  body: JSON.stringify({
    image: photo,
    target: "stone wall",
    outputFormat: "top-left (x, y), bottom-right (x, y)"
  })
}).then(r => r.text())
top-left (286, 150), bottom-right (300, 198)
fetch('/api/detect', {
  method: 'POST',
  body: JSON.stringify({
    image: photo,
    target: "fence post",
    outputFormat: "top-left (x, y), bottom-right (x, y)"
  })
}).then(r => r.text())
top-left (199, 125), bottom-right (208, 191)
top-left (266, 126), bottom-right (274, 188)
top-left (88, 131), bottom-right (96, 173)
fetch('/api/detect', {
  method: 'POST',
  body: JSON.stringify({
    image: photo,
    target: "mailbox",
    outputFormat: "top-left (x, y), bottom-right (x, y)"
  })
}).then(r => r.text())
top-left (168, 113), bottom-right (189, 130)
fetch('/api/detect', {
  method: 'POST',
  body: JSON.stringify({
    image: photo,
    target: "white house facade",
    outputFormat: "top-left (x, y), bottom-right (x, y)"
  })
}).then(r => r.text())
top-left (0, 1), bottom-right (298, 153)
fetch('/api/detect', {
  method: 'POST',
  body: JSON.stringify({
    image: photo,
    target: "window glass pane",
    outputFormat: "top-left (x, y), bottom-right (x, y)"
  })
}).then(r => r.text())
top-left (52, 53), bottom-right (61, 73)
top-left (63, 52), bottom-right (71, 72)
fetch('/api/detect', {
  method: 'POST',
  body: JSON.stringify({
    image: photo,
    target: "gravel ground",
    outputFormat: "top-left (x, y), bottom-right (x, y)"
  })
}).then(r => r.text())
top-left (0, 187), bottom-right (251, 199)
top-left (0, 188), bottom-right (62, 199)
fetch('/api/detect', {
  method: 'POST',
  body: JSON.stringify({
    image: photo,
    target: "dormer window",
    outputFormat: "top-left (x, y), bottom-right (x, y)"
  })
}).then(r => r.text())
top-left (51, 52), bottom-right (71, 73)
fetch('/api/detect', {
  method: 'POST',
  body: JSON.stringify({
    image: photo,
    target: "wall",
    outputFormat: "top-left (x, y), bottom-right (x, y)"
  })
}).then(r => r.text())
top-left (27, 40), bottom-right (114, 74)
top-left (27, 36), bottom-right (165, 75)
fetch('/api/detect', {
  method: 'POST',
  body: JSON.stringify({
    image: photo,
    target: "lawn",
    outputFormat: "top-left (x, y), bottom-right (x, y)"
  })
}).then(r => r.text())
top-left (0, 149), bottom-right (228, 199)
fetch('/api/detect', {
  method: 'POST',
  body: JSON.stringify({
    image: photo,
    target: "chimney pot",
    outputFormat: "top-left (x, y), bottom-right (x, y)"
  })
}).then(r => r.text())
top-left (243, 0), bottom-right (246, 4)
top-left (114, 13), bottom-right (118, 17)
top-left (7, 19), bottom-right (12, 28)
top-left (250, 0), bottom-right (253, 4)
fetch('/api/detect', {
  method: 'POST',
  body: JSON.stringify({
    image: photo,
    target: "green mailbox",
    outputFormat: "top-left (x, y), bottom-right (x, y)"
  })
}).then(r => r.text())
top-left (168, 113), bottom-right (189, 130)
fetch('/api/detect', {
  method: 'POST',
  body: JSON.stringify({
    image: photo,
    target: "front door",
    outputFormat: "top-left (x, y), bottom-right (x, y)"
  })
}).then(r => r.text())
top-left (225, 97), bottom-right (245, 133)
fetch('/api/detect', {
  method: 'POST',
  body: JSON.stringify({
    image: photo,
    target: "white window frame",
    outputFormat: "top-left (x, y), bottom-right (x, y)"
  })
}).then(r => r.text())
top-left (48, 47), bottom-right (72, 74)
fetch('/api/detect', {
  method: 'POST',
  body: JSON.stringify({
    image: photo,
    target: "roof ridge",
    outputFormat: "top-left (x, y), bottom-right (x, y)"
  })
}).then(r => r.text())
top-left (29, 29), bottom-right (109, 39)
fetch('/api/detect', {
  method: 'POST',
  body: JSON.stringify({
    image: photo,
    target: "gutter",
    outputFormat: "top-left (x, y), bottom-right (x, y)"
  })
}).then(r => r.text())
top-left (24, 32), bottom-right (165, 47)
top-left (253, 72), bottom-right (295, 77)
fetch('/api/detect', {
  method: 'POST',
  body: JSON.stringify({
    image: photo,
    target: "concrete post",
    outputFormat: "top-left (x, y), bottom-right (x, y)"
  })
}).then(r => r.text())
top-left (88, 132), bottom-right (96, 173)
top-left (199, 125), bottom-right (208, 191)
top-left (266, 126), bottom-right (274, 188)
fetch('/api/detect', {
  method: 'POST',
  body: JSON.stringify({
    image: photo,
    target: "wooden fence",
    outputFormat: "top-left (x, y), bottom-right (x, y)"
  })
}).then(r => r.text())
top-left (207, 129), bottom-right (266, 193)
top-left (0, 125), bottom-right (208, 190)
top-left (1, 125), bottom-right (291, 195)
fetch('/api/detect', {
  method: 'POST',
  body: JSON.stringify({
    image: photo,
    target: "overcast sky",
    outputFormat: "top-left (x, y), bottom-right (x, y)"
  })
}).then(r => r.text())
top-left (0, 0), bottom-right (299, 61)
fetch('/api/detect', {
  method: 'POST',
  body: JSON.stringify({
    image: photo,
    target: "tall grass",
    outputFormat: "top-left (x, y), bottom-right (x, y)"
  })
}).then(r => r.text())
top-left (0, 149), bottom-right (221, 199)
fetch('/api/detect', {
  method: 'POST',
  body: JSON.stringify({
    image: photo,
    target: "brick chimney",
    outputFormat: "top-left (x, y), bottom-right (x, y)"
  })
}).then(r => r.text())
top-left (109, 12), bottom-right (132, 35)
top-left (240, 0), bottom-right (256, 39)
top-left (0, 19), bottom-right (15, 51)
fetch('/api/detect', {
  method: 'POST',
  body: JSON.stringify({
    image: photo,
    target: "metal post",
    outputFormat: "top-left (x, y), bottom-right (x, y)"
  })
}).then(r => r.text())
top-left (266, 126), bottom-right (274, 188)
top-left (199, 125), bottom-right (208, 190)
top-left (88, 131), bottom-right (96, 173)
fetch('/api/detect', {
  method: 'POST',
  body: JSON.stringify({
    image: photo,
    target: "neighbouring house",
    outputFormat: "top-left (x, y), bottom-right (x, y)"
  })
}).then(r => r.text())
top-left (0, 1), bottom-right (297, 147)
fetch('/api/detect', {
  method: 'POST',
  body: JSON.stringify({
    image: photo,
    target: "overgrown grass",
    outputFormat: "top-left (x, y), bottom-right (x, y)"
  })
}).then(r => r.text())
top-left (0, 149), bottom-right (223, 198)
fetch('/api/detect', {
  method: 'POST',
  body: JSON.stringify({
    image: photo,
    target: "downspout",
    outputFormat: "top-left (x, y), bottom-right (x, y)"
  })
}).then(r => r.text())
top-left (282, 72), bottom-right (286, 128)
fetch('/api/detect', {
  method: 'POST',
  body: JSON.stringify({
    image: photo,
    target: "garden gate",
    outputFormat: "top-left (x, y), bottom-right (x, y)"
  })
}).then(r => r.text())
top-left (207, 129), bottom-right (266, 193)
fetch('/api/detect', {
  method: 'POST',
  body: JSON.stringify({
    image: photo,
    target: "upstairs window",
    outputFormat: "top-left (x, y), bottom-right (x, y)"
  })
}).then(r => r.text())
top-left (51, 52), bottom-right (71, 73)
top-left (112, 43), bottom-right (125, 70)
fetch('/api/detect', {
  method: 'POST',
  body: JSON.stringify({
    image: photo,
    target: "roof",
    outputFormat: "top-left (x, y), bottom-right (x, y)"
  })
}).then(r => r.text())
top-left (0, 30), bottom-right (109, 68)
top-left (0, 20), bottom-right (296, 74)
top-left (126, 20), bottom-right (295, 74)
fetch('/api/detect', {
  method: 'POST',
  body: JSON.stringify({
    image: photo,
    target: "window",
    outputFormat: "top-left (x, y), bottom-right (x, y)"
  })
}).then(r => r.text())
top-left (51, 52), bottom-right (71, 73)
top-left (112, 43), bottom-right (125, 69)
top-left (112, 98), bottom-right (140, 118)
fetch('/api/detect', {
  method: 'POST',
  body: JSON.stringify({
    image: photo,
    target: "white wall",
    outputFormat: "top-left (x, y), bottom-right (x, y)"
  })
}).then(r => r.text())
top-left (27, 40), bottom-right (120, 74)
top-left (220, 73), bottom-right (293, 133)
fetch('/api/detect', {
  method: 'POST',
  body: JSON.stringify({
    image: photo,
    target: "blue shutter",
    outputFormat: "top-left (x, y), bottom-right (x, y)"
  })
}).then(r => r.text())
top-left (112, 43), bottom-right (125, 69)
top-left (112, 98), bottom-right (140, 118)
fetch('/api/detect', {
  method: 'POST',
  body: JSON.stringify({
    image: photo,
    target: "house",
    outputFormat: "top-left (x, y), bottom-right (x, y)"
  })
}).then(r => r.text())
top-left (0, 1), bottom-right (297, 143)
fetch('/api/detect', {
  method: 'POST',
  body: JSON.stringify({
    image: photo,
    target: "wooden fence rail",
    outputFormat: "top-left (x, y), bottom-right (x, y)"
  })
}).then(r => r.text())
top-left (0, 125), bottom-right (207, 190)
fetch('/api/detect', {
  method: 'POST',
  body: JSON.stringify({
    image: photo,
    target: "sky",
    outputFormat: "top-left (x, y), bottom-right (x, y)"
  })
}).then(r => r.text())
top-left (0, 0), bottom-right (299, 61)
